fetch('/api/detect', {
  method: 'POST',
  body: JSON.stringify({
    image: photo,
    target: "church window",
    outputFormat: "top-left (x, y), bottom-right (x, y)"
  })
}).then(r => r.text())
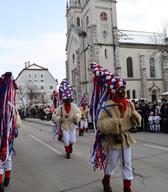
top-left (132, 90), bottom-right (136, 99)
top-left (77, 17), bottom-right (80, 26)
top-left (150, 58), bottom-right (156, 78)
top-left (86, 16), bottom-right (89, 29)
top-left (127, 90), bottom-right (130, 99)
top-left (105, 49), bottom-right (107, 59)
top-left (100, 12), bottom-right (107, 21)
top-left (72, 54), bottom-right (75, 64)
top-left (127, 57), bottom-right (133, 77)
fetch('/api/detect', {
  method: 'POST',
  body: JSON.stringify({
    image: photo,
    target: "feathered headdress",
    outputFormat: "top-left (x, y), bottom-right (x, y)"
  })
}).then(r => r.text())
top-left (79, 93), bottom-right (88, 106)
top-left (59, 79), bottom-right (74, 102)
top-left (0, 72), bottom-right (17, 163)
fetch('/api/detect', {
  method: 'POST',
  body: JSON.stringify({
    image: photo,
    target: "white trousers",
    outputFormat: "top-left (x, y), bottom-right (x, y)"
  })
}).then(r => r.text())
top-left (80, 119), bottom-right (88, 129)
top-left (105, 147), bottom-right (133, 180)
top-left (0, 155), bottom-right (12, 175)
top-left (63, 129), bottom-right (76, 146)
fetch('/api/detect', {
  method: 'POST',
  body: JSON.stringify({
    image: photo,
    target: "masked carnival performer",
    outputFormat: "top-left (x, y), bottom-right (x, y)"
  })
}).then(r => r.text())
top-left (0, 72), bottom-right (22, 192)
top-left (90, 63), bottom-right (141, 192)
top-left (79, 93), bottom-right (89, 136)
top-left (52, 79), bottom-right (81, 159)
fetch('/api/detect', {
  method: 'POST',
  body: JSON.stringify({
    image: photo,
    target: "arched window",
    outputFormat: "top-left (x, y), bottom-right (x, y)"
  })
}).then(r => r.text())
top-left (127, 90), bottom-right (130, 99)
top-left (127, 57), bottom-right (133, 77)
top-left (150, 58), bottom-right (156, 78)
top-left (72, 54), bottom-right (75, 64)
top-left (77, 17), bottom-right (80, 26)
top-left (151, 89), bottom-right (157, 102)
top-left (132, 90), bottom-right (136, 99)
top-left (86, 16), bottom-right (89, 29)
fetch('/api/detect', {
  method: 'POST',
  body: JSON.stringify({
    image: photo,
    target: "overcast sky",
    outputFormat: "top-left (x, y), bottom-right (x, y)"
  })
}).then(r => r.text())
top-left (0, 0), bottom-right (167, 83)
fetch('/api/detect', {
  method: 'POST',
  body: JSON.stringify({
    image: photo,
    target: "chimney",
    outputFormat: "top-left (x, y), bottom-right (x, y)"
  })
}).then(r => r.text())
top-left (28, 61), bottom-right (30, 66)
top-left (25, 62), bottom-right (27, 68)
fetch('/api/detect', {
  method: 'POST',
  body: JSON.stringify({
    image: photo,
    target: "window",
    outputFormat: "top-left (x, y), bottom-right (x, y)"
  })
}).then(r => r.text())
top-left (127, 57), bottom-right (133, 77)
top-left (105, 49), bottom-right (107, 59)
top-left (127, 90), bottom-right (130, 99)
top-left (41, 86), bottom-right (44, 90)
top-left (50, 86), bottom-right (53, 89)
top-left (100, 12), bottom-right (107, 21)
top-left (41, 74), bottom-right (43, 78)
top-left (77, 17), bottom-right (80, 26)
top-left (72, 54), bottom-right (75, 64)
top-left (34, 74), bottom-right (37, 78)
top-left (29, 74), bottom-right (31, 78)
top-left (150, 58), bottom-right (156, 78)
top-left (86, 16), bottom-right (89, 29)
top-left (41, 80), bottom-right (44, 82)
top-left (132, 90), bottom-right (136, 99)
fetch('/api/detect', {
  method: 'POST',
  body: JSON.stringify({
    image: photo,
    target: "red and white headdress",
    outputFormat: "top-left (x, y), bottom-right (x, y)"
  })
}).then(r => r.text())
top-left (79, 93), bottom-right (88, 106)
top-left (90, 62), bottom-right (126, 97)
top-left (59, 79), bottom-right (74, 102)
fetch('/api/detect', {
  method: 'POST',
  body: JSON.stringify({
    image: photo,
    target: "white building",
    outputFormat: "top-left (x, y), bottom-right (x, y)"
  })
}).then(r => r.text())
top-left (16, 63), bottom-right (58, 107)
top-left (65, 0), bottom-right (168, 103)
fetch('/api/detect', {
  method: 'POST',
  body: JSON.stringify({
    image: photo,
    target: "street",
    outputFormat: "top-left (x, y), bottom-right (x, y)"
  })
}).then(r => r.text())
top-left (6, 120), bottom-right (168, 192)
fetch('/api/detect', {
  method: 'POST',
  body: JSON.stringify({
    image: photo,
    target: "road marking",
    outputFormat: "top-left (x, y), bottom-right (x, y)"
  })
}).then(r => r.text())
top-left (143, 144), bottom-right (168, 151)
top-left (29, 134), bottom-right (63, 155)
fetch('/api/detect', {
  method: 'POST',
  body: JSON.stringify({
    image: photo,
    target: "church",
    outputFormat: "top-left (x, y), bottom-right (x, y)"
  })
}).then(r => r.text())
top-left (65, 0), bottom-right (168, 104)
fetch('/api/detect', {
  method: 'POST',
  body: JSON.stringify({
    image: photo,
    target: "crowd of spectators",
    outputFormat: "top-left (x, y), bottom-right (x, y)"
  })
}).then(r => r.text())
top-left (132, 98), bottom-right (168, 133)
top-left (18, 97), bottom-right (168, 134)
top-left (18, 105), bottom-right (53, 121)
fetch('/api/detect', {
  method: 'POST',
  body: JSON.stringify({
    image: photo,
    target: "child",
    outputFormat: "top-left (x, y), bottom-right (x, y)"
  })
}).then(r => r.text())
top-left (153, 111), bottom-right (161, 133)
top-left (148, 111), bottom-right (154, 132)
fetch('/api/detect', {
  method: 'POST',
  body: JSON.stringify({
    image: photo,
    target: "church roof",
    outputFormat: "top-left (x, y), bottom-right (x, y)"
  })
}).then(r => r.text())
top-left (119, 30), bottom-right (163, 45)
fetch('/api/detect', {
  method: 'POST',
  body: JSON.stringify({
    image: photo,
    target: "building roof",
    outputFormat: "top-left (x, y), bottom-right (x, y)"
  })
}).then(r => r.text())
top-left (119, 30), bottom-right (163, 45)
top-left (16, 63), bottom-right (48, 80)
top-left (25, 63), bottom-right (48, 70)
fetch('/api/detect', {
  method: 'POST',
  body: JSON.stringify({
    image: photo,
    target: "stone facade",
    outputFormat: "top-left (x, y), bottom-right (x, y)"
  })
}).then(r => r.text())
top-left (66, 0), bottom-right (168, 103)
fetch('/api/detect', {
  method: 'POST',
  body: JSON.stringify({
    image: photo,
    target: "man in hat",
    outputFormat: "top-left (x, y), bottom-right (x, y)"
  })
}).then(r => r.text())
top-left (79, 93), bottom-right (89, 136)
top-left (90, 63), bottom-right (141, 192)
top-left (0, 72), bottom-right (22, 192)
top-left (52, 79), bottom-right (81, 159)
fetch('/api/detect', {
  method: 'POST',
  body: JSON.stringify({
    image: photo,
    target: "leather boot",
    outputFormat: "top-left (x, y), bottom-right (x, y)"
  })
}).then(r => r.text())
top-left (3, 178), bottom-right (10, 187)
top-left (0, 184), bottom-right (4, 192)
top-left (102, 174), bottom-right (112, 192)
top-left (123, 180), bottom-right (132, 192)
top-left (124, 189), bottom-right (132, 192)
top-left (79, 129), bottom-right (82, 136)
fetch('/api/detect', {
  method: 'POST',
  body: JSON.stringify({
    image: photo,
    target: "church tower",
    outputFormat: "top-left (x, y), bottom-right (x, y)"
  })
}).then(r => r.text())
top-left (66, 0), bottom-right (121, 102)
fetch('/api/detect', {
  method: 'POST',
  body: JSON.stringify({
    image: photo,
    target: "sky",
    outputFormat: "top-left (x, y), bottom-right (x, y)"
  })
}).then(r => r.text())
top-left (0, 0), bottom-right (168, 83)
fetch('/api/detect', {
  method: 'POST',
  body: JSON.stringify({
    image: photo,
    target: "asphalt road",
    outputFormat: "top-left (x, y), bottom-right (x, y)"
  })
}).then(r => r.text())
top-left (5, 120), bottom-right (168, 192)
